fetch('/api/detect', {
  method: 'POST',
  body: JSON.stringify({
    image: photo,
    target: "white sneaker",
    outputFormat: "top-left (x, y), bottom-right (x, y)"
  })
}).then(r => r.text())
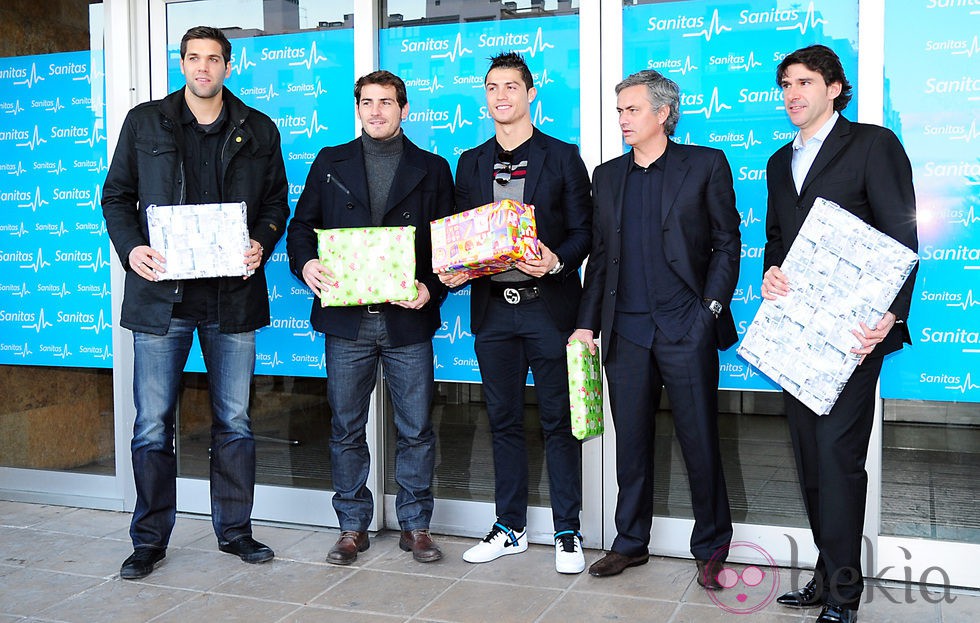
top-left (462, 522), bottom-right (528, 563)
top-left (554, 530), bottom-right (585, 574)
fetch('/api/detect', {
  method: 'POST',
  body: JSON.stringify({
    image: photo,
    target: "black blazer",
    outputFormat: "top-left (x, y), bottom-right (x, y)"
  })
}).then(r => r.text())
top-left (578, 141), bottom-right (741, 358)
top-left (765, 115), bottom-right (918, 356)
top-left (454, 128), bottom-right (592, 333)
top-left (287, 134), bottom-right (454, 347)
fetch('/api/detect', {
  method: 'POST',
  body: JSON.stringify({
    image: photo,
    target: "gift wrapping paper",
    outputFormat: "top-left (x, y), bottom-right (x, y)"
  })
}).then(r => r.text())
top-left (146, 202), bottom-right (252, 280)
top-left (567, 339), bottom-right (604, 441)
top-left (315, 226), bottom-right (417, 307)
top-left (430, 199), bottom-right (540, 278)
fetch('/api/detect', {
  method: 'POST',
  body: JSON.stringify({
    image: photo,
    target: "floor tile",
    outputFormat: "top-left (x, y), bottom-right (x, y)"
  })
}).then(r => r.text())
top-left (363, 534), bottom-right (473, 579)
top-left (460, 542), bottom-right (583, 589)
top-left (276, 607), bottom-right (406, 623)
top-left (0, 503), bottom-right (75, 529)
top-left (36, 578), bottom-right (197, 623)
top-left (574, 555), bottom-right (695, 602)
top-left (312, 568), bottom-right (453, 616)
top-left (135, 549), bottom-right (246, 592)
top-left (146, 593), bottom-right (296, 623)
top-left (209, 559), bottom-right (351, 604)
top-left (537, 591), bottom-right (678, 623)
top-left (418, 579), bottom-right (560, 623)
top-left (671, 602), bottom-right (804, 622)
top-left (30, 508), bottom-right (130, 539)
top-left (941, 589), bottom-right (980, 622)
top-left (0, 568), bottom-right (103, 617)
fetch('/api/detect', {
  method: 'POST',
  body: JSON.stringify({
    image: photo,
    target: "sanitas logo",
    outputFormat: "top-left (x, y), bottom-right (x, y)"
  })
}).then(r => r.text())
top-left (919, 327), bottom-right (980, 346)
top-left (260, 45), bottom-right (306, 61)
top-left (919, 245), bottom-right (980, 261)
top-left (738, 7), bottom-right (801, 24)
top-left (647, 13), bottom-right (705, 32)
top-left (48, 61), bottom-right (86, 76)
top-left (738, 87), bottom-right (783, 104)
top-left (401, 37), bottom-right (451, 53)
top-left (478, 32), bottom-right (530, 48)
top-left (924, 76), bottom-right (980, 94)
top-left (922, 161), bottom-right (980, 178)
top-left (55, 249), bottom-right (94, 263)
top-left (926, 0), bottom-right (980, 8)
top-left (738, 166), bottom-right (767, 181)
top-left (408, 109), bottom-right (450, 123)
top-left (50, 125), bottom-right (88, 139)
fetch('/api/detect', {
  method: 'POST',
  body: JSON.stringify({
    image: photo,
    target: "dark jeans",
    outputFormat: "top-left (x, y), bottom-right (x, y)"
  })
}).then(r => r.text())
top-left (474, 297), bottom-right (582, 532)
top-left (324, 312), bottom-right (436, 531)
top-left (130, 319), bottom-right (256, 550)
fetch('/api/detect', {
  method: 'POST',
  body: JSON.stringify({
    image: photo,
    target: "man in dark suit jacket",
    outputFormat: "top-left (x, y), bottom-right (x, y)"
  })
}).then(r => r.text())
top-left (571, 70), bottom-right (740, 585)
top-left (763, 45), bottom-right (917, 623)
top-left (287, 70), bottom-right (453, 565)
top-left (439, 52), bottom-right (592, 574)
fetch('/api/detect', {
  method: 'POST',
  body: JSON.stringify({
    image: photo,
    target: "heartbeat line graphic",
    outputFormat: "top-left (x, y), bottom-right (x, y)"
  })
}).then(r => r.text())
top-left (14, 342), bottom-right (32, 358)
top-left (668, 56), bottom-right (699, 76)
top-left (46, 98), bottom-right (65, 113)
top-left (732, 130), bottom-right (762, 150)
top-left (952, 35), bottom-right (980, 58)
top-left (432, 105), bottom-right (473, 133)
top-left (53, 344), bottom-right (74, 360)
top-left (951, 119), bottom-right (980, 142)
top-left (419, 74), bottom-right (443, 94)
top-left (13, 63), bottom-right (44, 88)
top-left (293, 330), bottom-right (318, 342)
top-left (434, 316), bottom-right (473, 345)
top-left (16, 125), bottom-right (46, 150)
top-left (732, 284), bottom-right (762, 304)
top-left (518, 28), bottom-right (555, 58)
top-left (92, 283), bottom-right (110, 299)
top-left (945, 372), bottom-right (979, 393)
top-left (432, 33), bottom-right (472, 62)
top-left (777, 2), bottom-right (827, 34)
top-left (77, 183), bottom-right (102, 210)
top-left (739, 207), bottom-right (763, 228)
top-left (73, 67), bottom-right (104, 84)
top-left (947, 289), bottom-right (980, 310)
top-left (259, 351), bottom-right (284, 368)
top-left (11, 222), bottom-right (29, 238)
top-left (538, 68), bottom-right (555, 86)
top-left (8, 161), bottom-right (27, 176)
top-left (288, 42), bottom-right (328, 69)
top-left (18, 187), bottom-right (49, 212)
top-left (79, 247), bottom-right (111, 273)
top-left (309, 352), bottom-right (326, 369)
top-left (49, 222), bottom-right (70, 237)
top-left (256, 82), bottom-right (280, 101)
top-left (88, 221), bottom-right (108, 237)
top-left (4, 99), bottom-right (24, 115)
top-left (12, 283), bottom-right (30, 297)
top-left (88, 157), bottom-right (109, 173)
top-left (95, 345), bottom-right (112, 361)
top-left (951, 205), bottom-right (980, 227)
top-left (50, 283), bottom-right (71, 298)
top-left (268, 285), bottom-right (284, 302)
top-left (433, 354), bottom-right (444, 369)
top-left (731, 51), bottom-right (763, 72)
top-left (683, 87), bottom-right (732, 119)
top-left (531, 101), bottom-right (554, 125)
top-left (683, 9), bottom-right (731, 41)
top-left (75, 123), bottom-right (106, 148)
top-left (23, 308), bottom-right (52, 333)
top-left (729, 365), bottom-right (759, 381)
top-left (303, 79), bottom-right (329, 98)
top-left (81, 309), bottom-right (112, 334)
top-left (289, 110), bottom-right (328, 138)
top-left (231, 47), bottom-right (256, 75)
top-left (677, 132), bottom-right (696, 145)
top-left (47, 160), bottom-right (68, 175)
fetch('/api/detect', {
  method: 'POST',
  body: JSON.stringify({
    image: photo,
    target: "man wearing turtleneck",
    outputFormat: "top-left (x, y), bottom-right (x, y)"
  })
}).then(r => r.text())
top-left (287, 70), bottom-right (454, 566)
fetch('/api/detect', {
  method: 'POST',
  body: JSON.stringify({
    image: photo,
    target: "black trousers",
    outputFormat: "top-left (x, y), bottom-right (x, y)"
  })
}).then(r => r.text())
top-left (785, 355), bottom-right (885, 610)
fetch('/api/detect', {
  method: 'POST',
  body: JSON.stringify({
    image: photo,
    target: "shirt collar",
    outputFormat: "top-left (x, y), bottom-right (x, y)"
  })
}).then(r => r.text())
top-left (628, 141), bottom-right (669, 173)
top-left (792, 111), bottom-right (838, 151)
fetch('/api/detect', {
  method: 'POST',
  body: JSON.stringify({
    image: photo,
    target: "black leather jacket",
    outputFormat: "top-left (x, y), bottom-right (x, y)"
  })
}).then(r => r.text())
top-left (102, 87), bottom-right (288, 334)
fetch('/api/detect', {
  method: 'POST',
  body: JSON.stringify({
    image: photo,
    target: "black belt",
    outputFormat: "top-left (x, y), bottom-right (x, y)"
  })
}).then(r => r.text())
top-left (489, 283), bottom-right (540, 305)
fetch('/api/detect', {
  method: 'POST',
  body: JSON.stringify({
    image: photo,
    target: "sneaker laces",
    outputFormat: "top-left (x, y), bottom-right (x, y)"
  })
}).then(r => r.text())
top-left (555, 530), bottom-right (582, 553)
top-left (484, 522), bottom-right (520, 546)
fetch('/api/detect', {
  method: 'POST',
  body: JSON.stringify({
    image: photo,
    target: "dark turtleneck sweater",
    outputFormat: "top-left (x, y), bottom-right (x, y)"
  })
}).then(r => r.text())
top-left (362, 130), bottom-right (404, 226)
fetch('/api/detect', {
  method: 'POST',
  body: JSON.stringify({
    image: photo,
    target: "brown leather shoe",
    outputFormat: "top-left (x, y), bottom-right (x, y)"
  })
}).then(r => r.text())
top-left (399, 529), bottom-right (443, 563)
top-left (326, 530), bottom-right (369, 565)
top-left (588, 551), bottom-right (649, 577)
top-left (696, 559), bottom-right (724, 590)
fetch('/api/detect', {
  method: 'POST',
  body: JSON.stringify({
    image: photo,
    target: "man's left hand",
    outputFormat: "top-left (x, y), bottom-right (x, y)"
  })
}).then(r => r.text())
top-left (850, 311), bottom-right (896, 365)
top-left (392, 281), bottom-right (430, 309)
top-left (516, 240), bottom-right (559, 277)
top-left (243, 239), bottom-right (263, 279)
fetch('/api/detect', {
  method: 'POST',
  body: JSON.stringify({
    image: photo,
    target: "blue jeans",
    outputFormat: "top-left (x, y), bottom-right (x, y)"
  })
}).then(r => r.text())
top-left (130, 318), bottom-right (256, 550)
top-left (324, 312), bottom-right (436, 531)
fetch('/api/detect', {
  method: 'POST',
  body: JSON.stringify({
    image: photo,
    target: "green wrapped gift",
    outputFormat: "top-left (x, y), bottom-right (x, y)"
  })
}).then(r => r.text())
top-left (315, 226), bottom-right (417, 307)
top-left (566, 340), bottom-right (604, 441)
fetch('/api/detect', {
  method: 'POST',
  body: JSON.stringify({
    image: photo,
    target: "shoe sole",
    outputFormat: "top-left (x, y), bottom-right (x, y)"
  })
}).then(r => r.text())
top-left (119, 553), bottom-right (165, 580)
top-left (326, 539), bottom-right (370, 565)
top-left (218, 545), bottom-right (275, 564)
top-left (556, 562), bottom-right (586, 574)
top-left (588, 556), bottom-right (648, 577)
top-left (398, 540), bottom-right (444, 563)
top-left (462, 543), bottom-right (528, 564)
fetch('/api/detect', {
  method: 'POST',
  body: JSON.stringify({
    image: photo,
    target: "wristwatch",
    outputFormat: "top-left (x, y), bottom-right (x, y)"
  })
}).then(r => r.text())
top-left (704, 298), bottom-right (723, 318)
top-left (548, 255), bottom-right (564, 275)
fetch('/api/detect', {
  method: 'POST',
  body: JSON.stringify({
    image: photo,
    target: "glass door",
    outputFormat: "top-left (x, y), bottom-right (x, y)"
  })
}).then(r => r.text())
top-left (142, 0), bottom-right (358, 528)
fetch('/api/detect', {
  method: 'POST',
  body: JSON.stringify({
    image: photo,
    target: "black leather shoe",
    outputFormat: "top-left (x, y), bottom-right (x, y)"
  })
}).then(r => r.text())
top-left (120, 548), bottom-right (166, 580)
top-left (696, 559), bottom-right (724, 590)
top-left (327, 530), bottom-right (369, 565)
top-left (399, 529), bottom-right (443, 563)
top-left (816, 603), bottom-right (857, 623)
top-left (218, 536), bottom-right (275, 563)
top-left (777, 578), bottom-right (825, 608)
top-left (588, 551), bottom-right (649, 577)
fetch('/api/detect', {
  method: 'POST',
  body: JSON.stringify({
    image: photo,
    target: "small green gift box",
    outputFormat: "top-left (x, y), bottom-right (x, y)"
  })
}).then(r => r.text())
top-left (566, 340), bottom-right (603, 441)
top-left (315, 226), bottom-right (417, 307)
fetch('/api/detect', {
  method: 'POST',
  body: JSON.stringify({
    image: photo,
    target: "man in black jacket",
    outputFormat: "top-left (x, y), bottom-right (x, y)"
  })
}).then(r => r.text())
top-left (287, 70), bottom-right (453, 565)
top-left (440, 52), bottom-right (592, 575)
top-left (102, 26), bottom-right (288, 580)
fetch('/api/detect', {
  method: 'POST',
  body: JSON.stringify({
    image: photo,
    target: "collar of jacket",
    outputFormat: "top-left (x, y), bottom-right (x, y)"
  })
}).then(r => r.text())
top-left (158, 86), bottom-right (250, 133)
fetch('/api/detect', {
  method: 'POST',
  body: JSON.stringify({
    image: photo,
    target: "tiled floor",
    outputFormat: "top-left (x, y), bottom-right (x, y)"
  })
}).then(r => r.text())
top-left (0, 500), bottom-right (976, 622)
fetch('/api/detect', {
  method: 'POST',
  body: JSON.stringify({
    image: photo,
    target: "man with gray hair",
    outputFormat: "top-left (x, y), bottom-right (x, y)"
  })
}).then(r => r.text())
top-left (570, 69), bottom-right (740, 584)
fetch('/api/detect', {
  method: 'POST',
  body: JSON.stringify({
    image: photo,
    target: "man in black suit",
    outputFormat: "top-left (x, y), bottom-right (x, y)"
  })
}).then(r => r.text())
top-left (287, 70), bottom-right (453, 565)
top-left (763, 45), bottom-right (917, 623)
top-left (570, 69), bottom-right (739, 586)
top-left (439, 52), bottom-right (592, 574)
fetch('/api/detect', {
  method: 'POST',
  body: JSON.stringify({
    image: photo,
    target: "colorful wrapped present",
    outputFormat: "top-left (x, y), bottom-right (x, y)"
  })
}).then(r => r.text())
top-left (430, 199), bottom-right (540, 278)
top-left (566, 340), bottom-right (604, 441)
top-left (315, 226), bottom-right (417, 307)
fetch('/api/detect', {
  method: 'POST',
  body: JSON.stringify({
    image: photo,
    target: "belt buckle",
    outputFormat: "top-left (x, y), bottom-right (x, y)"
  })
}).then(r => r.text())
top-left (367, 304), bottom-right (382, 314)
top-left (503, 288), bottom-right (521, 305)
